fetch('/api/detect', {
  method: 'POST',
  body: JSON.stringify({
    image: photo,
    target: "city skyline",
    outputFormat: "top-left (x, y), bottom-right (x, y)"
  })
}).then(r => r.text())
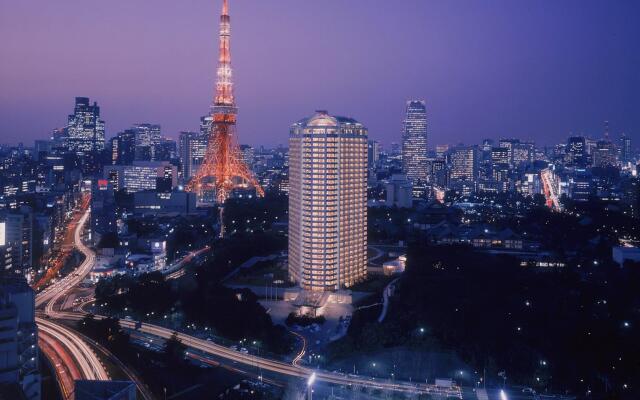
top-left (1, 1), bottom-right (640, 398)
top-left (1, 0), bottom-right (639, 147)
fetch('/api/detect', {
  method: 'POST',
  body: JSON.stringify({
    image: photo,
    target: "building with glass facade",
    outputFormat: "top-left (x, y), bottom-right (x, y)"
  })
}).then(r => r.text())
top-left (103, 162), bottom-right (177, 193)
top-left (288, 111), bottom-right (368, 292)
top-left (402, 100), bottom-right (428, 185)
top-left (179, 131), bottom-right (208, 182)
top-left (65, 97), bottom-right (105, 154)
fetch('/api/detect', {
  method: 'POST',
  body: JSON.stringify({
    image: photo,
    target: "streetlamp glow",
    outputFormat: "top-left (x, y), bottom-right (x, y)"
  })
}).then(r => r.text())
top-left (500, 389), bottom-right (508, 400)
top-left (307, 372), bottom-right (316, 387)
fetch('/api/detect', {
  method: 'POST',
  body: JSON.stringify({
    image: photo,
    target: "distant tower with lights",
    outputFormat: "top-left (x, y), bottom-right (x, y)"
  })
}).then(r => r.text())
top-left (402, 100), bottom-right (428, 185)
top-left (65, 97), bottom-right (105, 155)
top-left (288, 111), bottom-right (368, 291)
top-left (186, 0), bottom-right (264, 221)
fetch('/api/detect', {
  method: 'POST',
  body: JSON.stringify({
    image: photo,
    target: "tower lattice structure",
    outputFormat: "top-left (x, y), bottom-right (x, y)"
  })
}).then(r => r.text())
top-left (186, 0), bottom-right (264, 204)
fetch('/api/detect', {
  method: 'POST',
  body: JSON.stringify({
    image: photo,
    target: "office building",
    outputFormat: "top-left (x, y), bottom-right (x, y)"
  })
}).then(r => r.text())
top-left (129, 123), bottom-right (162, 161)
top-left (91, 180), bottom-right (117, 246)
top-left (154, 139), bottom-right (177, 162)
top-left (199, 115), bottom-right (213, 137)
top-left (104, 162), bottom-right (177, 193)
top-left (111, 130), bottom-right (136, 165)
top-left (435, 144), bottom-right (449, 159)
top-left (0, 222), bottom-right (11, 271)
top-left (386, 174), bottom-right (413, 208)
top-left (240, 145), bottom-right (255, 167)
top-left (1, 210), bottom-right (33, 272)
top-left (179, 132), bottom-right (208, 182)
top-left (0, 276), bottom-right (40, 400)
top-left (367, 140), bottom-right (380, 171)
top-left (593, 139), bottom-right (617, 167)
top-left (498, 138), bottom-right (519, 166)
top-left (430, 158), bottom-right (448, 188)
top-left (133, 191), bottom-right (197, 215)
top-left (619, 134), bottom-right (632, 164)
top-left (402, 100), bottom-right (428, 185)
top-left (64, 97), bottom-right (105, 154)
top-left (288, 110), bottom-right (368, 291)
top-left (570, 170), bottom-right (592, 201)
top-left (450, 146), bottom-right (478, 181)
top-left (566, 136), bottom-right (587, 167)
top-left (491, 147), bottom-right (510, 165)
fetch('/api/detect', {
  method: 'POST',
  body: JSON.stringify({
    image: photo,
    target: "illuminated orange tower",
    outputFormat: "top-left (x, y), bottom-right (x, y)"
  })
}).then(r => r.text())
top-left (187, 0), bottom-right (264, 210)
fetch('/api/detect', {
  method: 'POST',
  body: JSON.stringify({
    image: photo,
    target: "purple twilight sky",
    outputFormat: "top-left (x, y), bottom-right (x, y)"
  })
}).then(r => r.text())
top-left (1, 0), bottom-right (639, 148)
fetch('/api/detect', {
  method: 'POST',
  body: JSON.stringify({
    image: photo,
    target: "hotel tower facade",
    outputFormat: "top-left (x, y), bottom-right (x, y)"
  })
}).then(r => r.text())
top-left (288, 111), bottom-right (368, 292)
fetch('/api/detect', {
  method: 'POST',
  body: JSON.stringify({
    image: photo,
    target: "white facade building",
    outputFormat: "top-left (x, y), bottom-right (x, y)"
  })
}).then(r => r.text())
top-left (288, 111), bottom-right (368, 291)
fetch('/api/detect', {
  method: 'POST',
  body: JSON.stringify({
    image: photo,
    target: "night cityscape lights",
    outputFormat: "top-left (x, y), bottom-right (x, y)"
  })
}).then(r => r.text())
top-left (0, 0), bottom-right (639, 399)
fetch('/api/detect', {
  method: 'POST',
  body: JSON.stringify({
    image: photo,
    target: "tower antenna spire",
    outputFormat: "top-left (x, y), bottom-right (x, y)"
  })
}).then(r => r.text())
top-left (186, 0), bottom-right (264, 235)
top-left (222, 0), bottom-right (229, 16)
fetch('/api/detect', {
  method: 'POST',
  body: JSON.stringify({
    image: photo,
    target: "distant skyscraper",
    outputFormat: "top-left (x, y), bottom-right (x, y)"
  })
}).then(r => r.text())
top-left (498, 138), bottom-right (520, 166)
top-left (593, 139), bottom-right (617, 167)
top-left (178, 132), bottom-right (208, 182)
top-left (200, 115), bottom-right (213, 137)
top-left (239, 144), bottom-right (255, 167)
top-left (367, 140), bottom-right (380, 171)
top-left (131, 123), bottom-right (162, 161)
top-left (131, 124), bottom-right (161, 147)
top-left (402, 100), bottom-right (428, 184)
top-left (112, 130), bottom-right (136, 165)
top-left (491, 147), bottom-right (510, 165)
top-left (64, 97), bottom-right (105, 154)
top-left (450, 146), bottom-right (478, 181)
top-left (289, 110), bottom-right (368, 291)
top-left (619, 133), bottom-right (632, 163)
top-left (567, 136), bottom-right (587, 167)
top-left (154, 139), bottom-right (177, 162)
top-left (435, 144), bottom-right (449, 159)
top-left (91, 179), bottom-right (117, 245)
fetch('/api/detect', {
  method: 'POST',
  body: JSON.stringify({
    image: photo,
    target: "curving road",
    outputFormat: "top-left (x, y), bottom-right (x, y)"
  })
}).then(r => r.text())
top-left (37, 209), bottom-right (96, 311)
top-left (39, 329), bottom-right (81, 399)
top-left (38, 317), bottom-right (109, 381)
top-left (43, 207), bottom-right (462, 398)
top-left (35, 206), bottom-right (110, 398)
top-left (53, 310), bottom-right (462, 398)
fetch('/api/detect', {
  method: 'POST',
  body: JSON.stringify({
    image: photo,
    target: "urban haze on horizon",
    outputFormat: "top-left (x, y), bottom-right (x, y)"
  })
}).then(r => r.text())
top-left (0, 1), bottom-right (638, 400)
top-left (1, 0), bottom-right (639, 147)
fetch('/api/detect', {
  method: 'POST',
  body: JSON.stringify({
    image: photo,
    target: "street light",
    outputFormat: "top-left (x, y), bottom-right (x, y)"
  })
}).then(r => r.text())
top-left (307, 372), bottom-right (316, 400)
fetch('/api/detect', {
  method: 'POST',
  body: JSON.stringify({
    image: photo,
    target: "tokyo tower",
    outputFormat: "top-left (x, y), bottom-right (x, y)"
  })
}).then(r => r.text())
top-left (186, 0), bottom-right (264, 216)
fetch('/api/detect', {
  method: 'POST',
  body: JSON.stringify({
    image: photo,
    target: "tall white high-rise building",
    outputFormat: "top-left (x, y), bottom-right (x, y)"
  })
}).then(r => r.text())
top-left (288, 111), bottom-right (368, 291)
top-left (402, 100), bottom-right (428, 185)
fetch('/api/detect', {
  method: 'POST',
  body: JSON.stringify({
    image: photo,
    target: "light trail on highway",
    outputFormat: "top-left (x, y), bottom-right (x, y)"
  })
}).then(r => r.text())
top-left (41, 199), bottom-right (463, 398)
top-left (39, 329), bottom-right (81, 399)
top-left (38, 318), bottom-right (109, 381)
top-left (34, 195), bottom-right (90, 290)
top-left (36, 208), bottom-right (96, 311)
top-left (541, 168), bottom-right (561, 211)
top-left (34, 204), bottom-right (111, 399)
top-left (54, 310), bottom-right (462, 398)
